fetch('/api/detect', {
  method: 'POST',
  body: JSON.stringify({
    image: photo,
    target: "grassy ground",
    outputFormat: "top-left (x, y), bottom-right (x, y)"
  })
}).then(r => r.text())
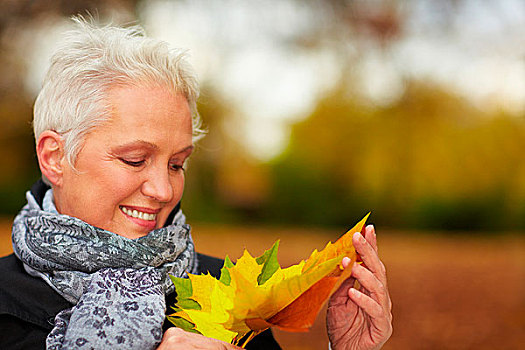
top-left (1, 218), bottom-right (524, 349)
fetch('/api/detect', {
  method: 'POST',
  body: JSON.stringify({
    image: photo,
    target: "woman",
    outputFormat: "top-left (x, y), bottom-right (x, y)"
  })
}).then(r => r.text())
top-left (0, 18), bottom-right (392, 349)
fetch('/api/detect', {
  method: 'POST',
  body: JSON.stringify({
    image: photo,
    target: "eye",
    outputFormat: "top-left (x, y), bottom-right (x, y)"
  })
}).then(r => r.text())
top-left (170, 163), bottom-right (185, 172)
top-left (120, 158), bottom-right (145, 167)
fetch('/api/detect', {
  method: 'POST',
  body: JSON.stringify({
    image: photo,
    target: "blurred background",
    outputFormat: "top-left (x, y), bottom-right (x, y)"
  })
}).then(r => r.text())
top-left (0, 0), bottom-right (523, 349)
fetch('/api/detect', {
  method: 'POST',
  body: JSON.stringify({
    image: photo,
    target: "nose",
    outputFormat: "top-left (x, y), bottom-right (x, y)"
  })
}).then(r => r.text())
top-left (141, 165), bottom-right (175, 203)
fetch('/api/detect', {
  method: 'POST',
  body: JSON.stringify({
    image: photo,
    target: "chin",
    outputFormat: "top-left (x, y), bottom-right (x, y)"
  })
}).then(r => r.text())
top-left (120, 231), bottom-right (149, 239)
top-left (109, 223), bottom-right (152, 239)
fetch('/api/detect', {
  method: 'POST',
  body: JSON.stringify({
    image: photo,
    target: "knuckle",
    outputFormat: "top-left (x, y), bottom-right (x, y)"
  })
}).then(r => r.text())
top-left (379, 261), bottom-right (387, 275)
top-left (166, 327), bottom-right (182, 335)
top-left (377, 279), bottom-right (386, 291)
top-left (387, 324), bottom-right (394, 338)
top-left (164, 327), bottom-right (184, 342)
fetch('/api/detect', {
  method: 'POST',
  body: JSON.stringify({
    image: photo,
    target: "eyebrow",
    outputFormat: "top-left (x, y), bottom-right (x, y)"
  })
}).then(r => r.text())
top-left (112, 140), bottom-right (194, 155)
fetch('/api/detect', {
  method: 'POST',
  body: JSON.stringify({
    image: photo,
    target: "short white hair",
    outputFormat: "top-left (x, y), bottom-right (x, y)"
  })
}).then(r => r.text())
top-left (33, 16), bottom-right (204, 172)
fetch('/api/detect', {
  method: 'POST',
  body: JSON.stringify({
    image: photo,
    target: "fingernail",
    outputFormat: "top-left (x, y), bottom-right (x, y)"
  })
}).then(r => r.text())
top-left (350, 288), bottom-right (359, 297)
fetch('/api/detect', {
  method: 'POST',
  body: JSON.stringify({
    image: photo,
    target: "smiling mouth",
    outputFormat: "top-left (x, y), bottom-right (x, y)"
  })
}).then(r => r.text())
top-left (119, 206), bottom-right (157, 221)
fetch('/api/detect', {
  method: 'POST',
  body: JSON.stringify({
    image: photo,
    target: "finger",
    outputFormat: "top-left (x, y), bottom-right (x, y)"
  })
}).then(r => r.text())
top-left (329, 273), bottom-right (357, 305)
top-left (342, 256), bottom-right (352, 268)
top-left (353, 232), bottom-right (387, 286)
top-left (159, 328), bottom-right (241, 349)
top-left (331, 257), bottom-right (356, 304)
top-left (352, 262), bottom-right (391, 312)
top-left (348, 287), bottom-right (392, 330)
top-left (364, 224), bottom-right (378, 252)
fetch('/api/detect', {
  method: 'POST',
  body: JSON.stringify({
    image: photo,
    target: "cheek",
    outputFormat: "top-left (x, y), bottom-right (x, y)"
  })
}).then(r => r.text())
top-left (110, 175), bottom-right (145, 203)
top-left (172, 174), bottom-right (186, 202)
top-left (89, 169), bottom-right (144, 210)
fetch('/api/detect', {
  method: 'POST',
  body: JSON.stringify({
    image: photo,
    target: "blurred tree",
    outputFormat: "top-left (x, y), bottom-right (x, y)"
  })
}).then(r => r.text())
top-left (266, 81), bottom-right (525, 230)
top-left (184, 85), bottom-right (271, 223)
top-left (0, 0), bottom-right (522, 233)
top-left (169, 0), bottom-right (525, 231)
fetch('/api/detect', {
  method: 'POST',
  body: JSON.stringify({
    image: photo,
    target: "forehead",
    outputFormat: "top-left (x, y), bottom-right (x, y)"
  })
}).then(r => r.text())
top-left (84, 84), bottom-right (193, 148)
top-left (105, 84), bottom-right (191, 124)
top-left (108, 83), bottom-right (187, 109)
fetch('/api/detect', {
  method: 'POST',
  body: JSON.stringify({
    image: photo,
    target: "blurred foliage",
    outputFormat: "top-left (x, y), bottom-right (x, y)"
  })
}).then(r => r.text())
top-left (4, 77), bottom-right (521, 230)
top-left (0, 0), bottom-right (523, 232)
top-left (0, 90), bottom-right (39, 214)
top-left (263, 82), bottom-right (525, 230)
top-left (183, 82), bottom-right (525, 231)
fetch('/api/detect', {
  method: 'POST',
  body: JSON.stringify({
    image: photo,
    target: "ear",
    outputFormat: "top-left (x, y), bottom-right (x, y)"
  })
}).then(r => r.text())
top-left (36, 130), bottom-right (66, 187)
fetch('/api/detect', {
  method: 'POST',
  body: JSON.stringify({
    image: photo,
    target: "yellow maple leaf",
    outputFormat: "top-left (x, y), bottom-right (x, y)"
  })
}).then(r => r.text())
top-left (168, 213), bottom-right (370, 347)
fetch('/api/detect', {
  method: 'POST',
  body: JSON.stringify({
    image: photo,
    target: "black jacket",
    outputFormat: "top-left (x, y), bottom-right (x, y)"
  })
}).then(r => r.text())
top-left (0, 181), bottom-right (281, 349)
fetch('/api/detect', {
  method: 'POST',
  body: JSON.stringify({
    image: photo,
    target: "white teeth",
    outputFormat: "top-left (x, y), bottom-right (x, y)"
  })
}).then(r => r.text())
top-left (121, 207), bottom-right (156, 221)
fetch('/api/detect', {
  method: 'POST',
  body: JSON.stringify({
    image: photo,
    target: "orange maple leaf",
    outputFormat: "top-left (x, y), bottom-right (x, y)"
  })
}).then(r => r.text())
top-left (168, 214), bottom-right (370, 347)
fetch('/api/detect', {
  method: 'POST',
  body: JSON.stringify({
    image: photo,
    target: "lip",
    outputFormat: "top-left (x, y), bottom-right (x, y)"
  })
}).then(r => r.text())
top-left (120, 205), bottom-right (161, 214)
top-left (119, 205), bottom-right (160, 231)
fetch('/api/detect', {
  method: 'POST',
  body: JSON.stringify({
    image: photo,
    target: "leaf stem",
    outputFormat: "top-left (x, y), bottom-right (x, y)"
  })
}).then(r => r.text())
top-left (240, 330), bottom-right (262, 348)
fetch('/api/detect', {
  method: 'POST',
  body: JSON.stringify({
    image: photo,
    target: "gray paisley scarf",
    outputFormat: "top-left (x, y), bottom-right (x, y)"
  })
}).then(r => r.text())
top-left (12, 190), bottom-right (198, 349)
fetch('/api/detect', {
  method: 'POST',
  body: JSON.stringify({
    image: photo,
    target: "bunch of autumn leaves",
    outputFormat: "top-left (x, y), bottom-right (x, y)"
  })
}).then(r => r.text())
top-left (168, 214), bottom-right (369, 347)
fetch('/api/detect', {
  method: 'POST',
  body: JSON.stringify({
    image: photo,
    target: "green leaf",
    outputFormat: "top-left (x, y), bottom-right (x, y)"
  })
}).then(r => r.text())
top-left (257, 240), bottom-right (280, 285)
top-left (171, 275), bottom-right (201, 309)
top-left (176, 298), bottom-right (202, 310)
top-left (167, 315), bottom-right (200, 334)
top-left (219, 255), bottom-right (234, 286)
top-left (170, 275), bottom-right (193, 300)
top-left (255, 240), bottom-right (279, 265)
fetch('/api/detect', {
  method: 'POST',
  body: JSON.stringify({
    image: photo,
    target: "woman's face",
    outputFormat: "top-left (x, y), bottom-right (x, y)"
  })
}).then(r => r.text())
top-left (54, 84), bottom-right (194, 239)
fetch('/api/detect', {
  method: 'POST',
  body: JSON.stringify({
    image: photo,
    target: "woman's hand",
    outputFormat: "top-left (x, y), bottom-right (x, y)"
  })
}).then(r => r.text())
top-left (157, 328), bottom-right (242, 350)
top-left (326, 225), bottom-right (393, 350)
